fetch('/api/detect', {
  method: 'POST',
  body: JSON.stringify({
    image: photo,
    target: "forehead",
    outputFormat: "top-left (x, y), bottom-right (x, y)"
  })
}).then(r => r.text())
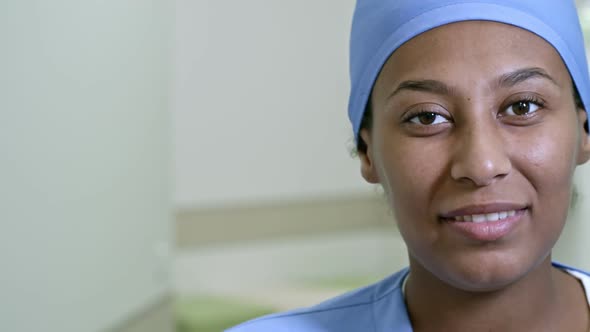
top-left (375, 21), bottom-right (571, 91)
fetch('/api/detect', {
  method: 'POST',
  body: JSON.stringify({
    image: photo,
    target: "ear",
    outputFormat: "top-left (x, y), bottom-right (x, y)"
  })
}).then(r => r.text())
top-left (576, 109), bottom-right (590, 165)
top-left (358, 129), bottom-right (380, 184)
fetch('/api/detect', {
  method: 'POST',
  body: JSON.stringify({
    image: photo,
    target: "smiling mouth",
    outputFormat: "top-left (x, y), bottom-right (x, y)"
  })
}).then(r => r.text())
top-left (439, 204), bottom-right (529, 223)
top-left (448, 210), bottom-right (518, 223)
top-left (439, 206), bottom-right (529, 241)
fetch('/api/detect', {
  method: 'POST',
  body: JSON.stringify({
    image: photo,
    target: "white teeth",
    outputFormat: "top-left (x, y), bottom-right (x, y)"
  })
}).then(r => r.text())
top-left (485, 212), bottom-right (500, 222)
top-left (451, 210), bottom-right (518, 223)
top-left (472, 214), bottom-right (487, 223)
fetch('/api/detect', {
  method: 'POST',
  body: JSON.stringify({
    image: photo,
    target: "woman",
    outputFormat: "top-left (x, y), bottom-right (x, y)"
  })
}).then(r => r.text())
top-left (228, 0), bottom-right (590, 331)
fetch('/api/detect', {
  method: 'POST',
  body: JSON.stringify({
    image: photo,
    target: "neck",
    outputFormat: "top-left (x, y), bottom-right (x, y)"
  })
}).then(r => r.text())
top-left (405, 256), bottom-right (584, 332)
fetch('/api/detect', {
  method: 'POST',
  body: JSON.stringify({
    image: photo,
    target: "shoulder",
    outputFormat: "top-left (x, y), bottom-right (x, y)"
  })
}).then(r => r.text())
top-left (225, 268), bottom-right (410, 332)
top-left (553, 261), bottom-right (590, 306)
top-left (553, 261), bottom-right (590, 277)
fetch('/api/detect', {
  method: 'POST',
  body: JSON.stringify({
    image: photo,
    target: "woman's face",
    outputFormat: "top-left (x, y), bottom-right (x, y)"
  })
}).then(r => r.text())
top-left (360, 21), bottom-right (590, 291)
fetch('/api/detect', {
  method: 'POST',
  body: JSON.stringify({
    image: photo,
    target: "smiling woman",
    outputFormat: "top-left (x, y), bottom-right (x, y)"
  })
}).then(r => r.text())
top-left (227, 1), bottom-right (590, 331)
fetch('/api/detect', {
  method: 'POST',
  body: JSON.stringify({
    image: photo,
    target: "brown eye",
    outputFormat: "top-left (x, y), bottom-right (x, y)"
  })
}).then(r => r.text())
top-left (504, 100), bottom-right (540, 116)
top-left (418, 113), bottom-right (436, 124)
top-left (409, 112), bottom-right (448, 125)
top-left (512, 101), bottom-right (530, 115)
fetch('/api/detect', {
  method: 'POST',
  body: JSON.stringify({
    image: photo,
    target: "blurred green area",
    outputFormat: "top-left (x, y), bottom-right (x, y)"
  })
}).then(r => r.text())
top-left (174, 276), bottom-right (380, 332)
top-left (175, 296), bottom-right (275, 332)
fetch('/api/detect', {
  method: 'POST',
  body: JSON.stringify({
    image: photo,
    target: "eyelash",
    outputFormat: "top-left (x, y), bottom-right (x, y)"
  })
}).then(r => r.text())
top-left (402, 109), bottom-right (450, 125)
top-left (514, 95), bottom-right (544, 107)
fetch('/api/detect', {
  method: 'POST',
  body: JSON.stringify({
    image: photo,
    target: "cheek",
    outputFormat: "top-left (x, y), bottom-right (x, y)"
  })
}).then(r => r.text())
top-left (374, 137), bottom-right (449, 229)
top-left (515, 122), bottom-right (578, 198)
top-left (510, 120), bottom-right (579, 245)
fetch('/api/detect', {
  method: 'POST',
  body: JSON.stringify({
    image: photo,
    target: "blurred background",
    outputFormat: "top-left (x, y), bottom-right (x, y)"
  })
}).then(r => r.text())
top-left (2, 1), bottom-right (590, 331)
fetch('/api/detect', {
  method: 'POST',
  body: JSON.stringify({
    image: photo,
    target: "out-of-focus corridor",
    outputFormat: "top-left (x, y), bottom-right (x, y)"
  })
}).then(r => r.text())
top-left (173, 196), bottom-right (404, 331)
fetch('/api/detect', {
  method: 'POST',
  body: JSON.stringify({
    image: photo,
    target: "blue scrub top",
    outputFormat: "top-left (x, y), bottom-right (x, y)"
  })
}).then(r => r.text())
top-left (226, 262), bottom-right (589, 332)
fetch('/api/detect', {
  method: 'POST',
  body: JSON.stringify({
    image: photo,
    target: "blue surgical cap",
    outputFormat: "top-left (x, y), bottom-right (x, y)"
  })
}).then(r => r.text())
top-left (348, 0), bottom-right (590, 140)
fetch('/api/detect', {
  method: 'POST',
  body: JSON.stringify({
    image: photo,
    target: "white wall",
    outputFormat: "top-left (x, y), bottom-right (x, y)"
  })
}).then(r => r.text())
top-left (0, 2), bottom-right (172, 331)
top-left (173, 0), bottom-right (369, 209)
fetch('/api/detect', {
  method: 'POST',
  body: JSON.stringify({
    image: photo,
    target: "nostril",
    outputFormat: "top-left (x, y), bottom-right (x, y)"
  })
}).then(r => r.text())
top-left (450, 128), bottom-right (512, 186)
top-left (450, 156), bottom-right (511, 187)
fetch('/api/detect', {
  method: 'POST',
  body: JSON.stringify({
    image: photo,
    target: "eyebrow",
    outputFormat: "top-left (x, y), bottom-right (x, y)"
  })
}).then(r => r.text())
top-left (497, 67), bottom-right (559, 88)
top-left (387, 67), bottom-right (559, 101)
top-left (388, 79), bottom-right (453, 99)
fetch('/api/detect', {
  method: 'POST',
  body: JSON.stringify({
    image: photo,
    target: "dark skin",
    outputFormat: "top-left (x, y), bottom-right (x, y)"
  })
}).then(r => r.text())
top-left (358, 21), bottom-right (590, 331)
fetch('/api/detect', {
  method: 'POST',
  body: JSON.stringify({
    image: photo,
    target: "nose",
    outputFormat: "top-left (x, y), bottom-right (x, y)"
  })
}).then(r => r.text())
top-left (450, 123), bottom-right (511, 187)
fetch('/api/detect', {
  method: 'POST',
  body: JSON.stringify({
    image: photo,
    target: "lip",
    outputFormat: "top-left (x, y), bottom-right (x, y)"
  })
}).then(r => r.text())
top-left (440, 203), bottom-right (529, 219)
top-left (441, 206), bottom-right (528, 242)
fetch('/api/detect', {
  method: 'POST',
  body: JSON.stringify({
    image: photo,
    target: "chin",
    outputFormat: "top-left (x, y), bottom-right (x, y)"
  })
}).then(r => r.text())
top-left (419, 249), bottom-right (546, 292)
top-left (445, 269), bottom-right (522, 292)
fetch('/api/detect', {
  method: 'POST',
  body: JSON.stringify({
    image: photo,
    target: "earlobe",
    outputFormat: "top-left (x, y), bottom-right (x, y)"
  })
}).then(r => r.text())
top-left (358, 129), bottom-right (380, 184)
top-left (576, 109), bottom-right (590, 165)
